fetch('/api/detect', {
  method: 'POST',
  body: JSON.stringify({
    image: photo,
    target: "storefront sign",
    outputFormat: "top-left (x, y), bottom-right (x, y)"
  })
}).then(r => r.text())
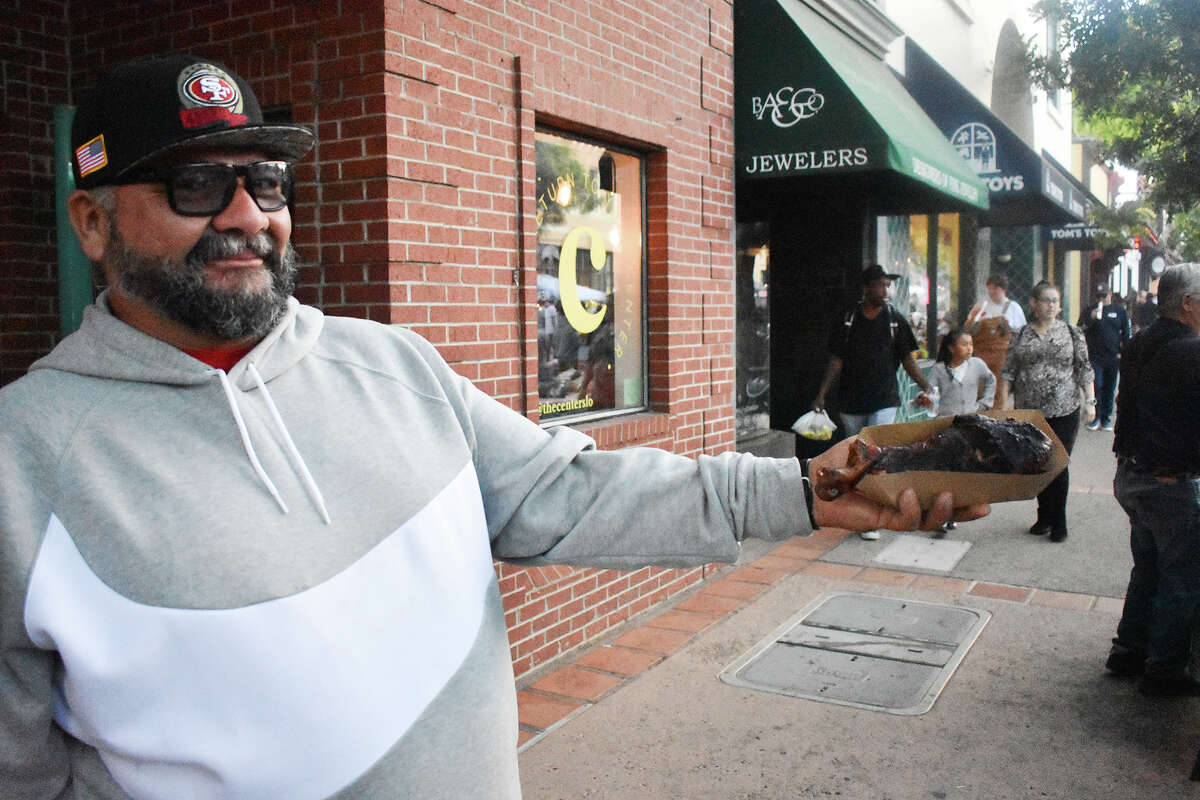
top-left (1048, 224), bottom-right (1106, 240)
top-left (1045, 223), bottom-right (1108, 251)
top-left (952, 121), bottom-right (1025, 192)
top-left (744, 146), bottom-right (867, 174)
top-left (732, 0), bottom-right (988, 210)
top-left (903, 39), bottom-right (1087, 226)
top-left (911, 156), bottom-right (984, 205)
top-left (750, 86), bottom-right (825, 127)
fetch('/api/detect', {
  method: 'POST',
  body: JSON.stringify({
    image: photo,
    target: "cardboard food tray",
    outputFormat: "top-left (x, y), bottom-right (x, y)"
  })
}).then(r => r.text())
top-left (852, 409), bottom-right (1069, 510)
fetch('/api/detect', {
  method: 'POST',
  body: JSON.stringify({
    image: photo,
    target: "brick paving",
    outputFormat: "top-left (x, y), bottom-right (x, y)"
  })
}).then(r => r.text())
top-left (514, 528), bottom-right (1128, 749)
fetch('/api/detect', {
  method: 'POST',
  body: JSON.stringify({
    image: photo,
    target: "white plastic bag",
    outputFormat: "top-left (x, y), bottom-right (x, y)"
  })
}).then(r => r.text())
top-left (791, 410), bottom-right (836, 440)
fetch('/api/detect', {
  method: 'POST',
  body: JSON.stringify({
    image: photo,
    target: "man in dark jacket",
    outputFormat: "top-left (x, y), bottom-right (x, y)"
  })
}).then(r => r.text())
top-left (1079, 287), bottom-right (1130, 431)
top-left (1106, 263), bottom-right (1200, 697)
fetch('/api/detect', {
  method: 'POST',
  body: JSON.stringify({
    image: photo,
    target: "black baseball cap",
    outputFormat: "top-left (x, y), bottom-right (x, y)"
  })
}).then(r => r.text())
top-left (70, 54), bottom-right (315, 189)
top-left (860, 264), bottom-right (901, 284)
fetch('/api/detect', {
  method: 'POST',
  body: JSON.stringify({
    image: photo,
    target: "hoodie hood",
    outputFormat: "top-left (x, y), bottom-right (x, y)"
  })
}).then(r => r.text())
top-left (29, 292), bottom-right (331, 523)
top-left (30, 291), bottom-right (324, 389)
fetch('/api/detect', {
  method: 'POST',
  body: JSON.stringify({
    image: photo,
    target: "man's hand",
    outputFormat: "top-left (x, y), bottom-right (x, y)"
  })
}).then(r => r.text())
top-left (808, 438), bottom-right (991, 532)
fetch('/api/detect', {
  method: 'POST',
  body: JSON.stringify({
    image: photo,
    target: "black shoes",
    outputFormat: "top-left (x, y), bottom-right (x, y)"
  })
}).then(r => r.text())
top-left (1027, 521), bottom-right (1067, 541)
top-left (1106, 648), bottom-right (1200, 697)
top-left (1104, 649), bottom-right (1146, 677)
top-left (1138, 672), bottom-right (1200, 697)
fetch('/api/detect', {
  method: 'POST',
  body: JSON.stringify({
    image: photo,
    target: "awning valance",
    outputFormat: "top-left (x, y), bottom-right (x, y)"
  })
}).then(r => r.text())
top-left (734, 0), bottom-right (988, 212)
top-left (901, 39), bottom-right (1088, 227)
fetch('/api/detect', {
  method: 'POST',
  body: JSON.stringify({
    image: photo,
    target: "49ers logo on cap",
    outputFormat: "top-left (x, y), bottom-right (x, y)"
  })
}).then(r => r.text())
top-left (176, 63), bottom-right (248, 130)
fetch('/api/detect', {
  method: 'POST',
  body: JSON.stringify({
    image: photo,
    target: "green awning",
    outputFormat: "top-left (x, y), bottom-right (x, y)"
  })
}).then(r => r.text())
top-left (734, 0), bottom-right (989, 212)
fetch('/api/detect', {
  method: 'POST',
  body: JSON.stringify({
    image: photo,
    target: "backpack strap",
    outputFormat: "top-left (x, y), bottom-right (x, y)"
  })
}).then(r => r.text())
top-left (844, 302), bottom-right (900, 353)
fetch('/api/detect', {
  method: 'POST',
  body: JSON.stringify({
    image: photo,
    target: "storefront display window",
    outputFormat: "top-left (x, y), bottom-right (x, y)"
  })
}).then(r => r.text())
top-left (894, 214), bottom-right (960, 355)
top-left (735, 223), bottom-right (770, 439)
top-left (535, 130), bottom-right (646, 423)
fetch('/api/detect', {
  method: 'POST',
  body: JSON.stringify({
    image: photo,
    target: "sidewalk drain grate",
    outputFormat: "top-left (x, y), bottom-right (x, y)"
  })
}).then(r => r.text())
top-left (719, 592), bottom-right (989, 715)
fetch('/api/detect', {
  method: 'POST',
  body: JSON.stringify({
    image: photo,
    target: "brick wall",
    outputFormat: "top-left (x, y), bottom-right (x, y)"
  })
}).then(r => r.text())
top-left (1, 0), bottom-right (738, 679)
top-left (1, 3), bottom-right (69, 386)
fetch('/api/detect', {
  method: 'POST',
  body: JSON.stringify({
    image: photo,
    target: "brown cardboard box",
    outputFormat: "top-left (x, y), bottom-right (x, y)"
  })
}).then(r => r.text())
top-left (850, 410), bottom-right (1069, 510)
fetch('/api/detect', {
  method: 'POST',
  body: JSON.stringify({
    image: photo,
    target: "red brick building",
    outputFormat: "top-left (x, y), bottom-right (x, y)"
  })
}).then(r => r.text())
top-left (3, 1), bottom-right (739, 678)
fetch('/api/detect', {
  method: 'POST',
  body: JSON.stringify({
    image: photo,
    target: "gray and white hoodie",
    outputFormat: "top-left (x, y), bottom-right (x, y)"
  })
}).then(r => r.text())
top-left (0, 295), bottom-right (808, 799)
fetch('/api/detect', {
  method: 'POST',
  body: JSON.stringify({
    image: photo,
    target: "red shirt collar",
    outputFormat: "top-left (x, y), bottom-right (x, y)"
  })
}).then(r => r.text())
top-left (182, 345), bottom-right (255, 372)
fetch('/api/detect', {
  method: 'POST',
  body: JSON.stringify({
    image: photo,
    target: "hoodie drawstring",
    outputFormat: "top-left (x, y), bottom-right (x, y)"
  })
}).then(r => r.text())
top-left (209, 366), bottom-right (332, 524)
top-left (247, 363), bottom-right (332, 525)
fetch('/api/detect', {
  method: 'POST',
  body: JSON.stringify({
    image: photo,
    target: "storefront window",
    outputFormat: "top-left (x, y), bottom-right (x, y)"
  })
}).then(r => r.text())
top-left (898, 213), bottom-right (960, 355)
top-left (535, 130), bottom-right (646, 423)
top-left (735, 223), bottom-right (770, 439)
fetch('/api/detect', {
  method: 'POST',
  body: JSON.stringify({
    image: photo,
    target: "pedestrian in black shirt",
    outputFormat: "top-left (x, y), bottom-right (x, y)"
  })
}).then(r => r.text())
top-left (1106, 262), bottom-right (1200, 697)
top-left (813, 264), bottom-right (933, 540)
top-left (1079, 288), bottom-right (1130, 432)
top-left (1133, 290), bottom-right (1158, 334)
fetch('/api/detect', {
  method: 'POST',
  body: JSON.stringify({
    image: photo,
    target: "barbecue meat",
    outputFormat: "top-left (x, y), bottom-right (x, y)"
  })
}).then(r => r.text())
top-left (813, 414), bottom-right (1052, 501)
top-left (856, 414), bottom-right (1052, 475)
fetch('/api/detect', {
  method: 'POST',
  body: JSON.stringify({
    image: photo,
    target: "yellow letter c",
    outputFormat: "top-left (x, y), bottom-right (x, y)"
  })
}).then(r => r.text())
top-left (559, 226), bottom-right (607, 334)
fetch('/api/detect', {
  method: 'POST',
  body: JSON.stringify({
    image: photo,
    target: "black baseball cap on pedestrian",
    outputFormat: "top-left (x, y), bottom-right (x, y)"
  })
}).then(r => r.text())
top-left (860, 264), bottom-right (900, 284)
top-left (70, 54), bottom-right (315, 190)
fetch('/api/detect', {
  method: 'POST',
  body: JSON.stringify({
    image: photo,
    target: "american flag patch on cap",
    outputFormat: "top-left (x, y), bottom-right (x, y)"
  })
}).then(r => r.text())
top-left (75, 134), bottom-right (108, 177)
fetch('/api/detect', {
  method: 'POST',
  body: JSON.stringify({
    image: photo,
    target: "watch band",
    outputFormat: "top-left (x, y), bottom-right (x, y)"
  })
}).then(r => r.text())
top-left (800, 458), bottom-right (818, 530)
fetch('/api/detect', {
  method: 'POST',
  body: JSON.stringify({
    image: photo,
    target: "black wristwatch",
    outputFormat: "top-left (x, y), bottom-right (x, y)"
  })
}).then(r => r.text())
top-left (800, 458), bottom-right (818, 530)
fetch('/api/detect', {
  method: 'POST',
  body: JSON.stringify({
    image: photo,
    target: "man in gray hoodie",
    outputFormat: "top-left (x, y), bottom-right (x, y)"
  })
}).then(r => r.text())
top-left (0, 55), bottom-right (984, 799)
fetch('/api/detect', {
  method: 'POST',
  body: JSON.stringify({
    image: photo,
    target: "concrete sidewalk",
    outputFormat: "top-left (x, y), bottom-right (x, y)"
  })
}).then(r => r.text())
top-left (516, 425), bottom-right (1200, 799)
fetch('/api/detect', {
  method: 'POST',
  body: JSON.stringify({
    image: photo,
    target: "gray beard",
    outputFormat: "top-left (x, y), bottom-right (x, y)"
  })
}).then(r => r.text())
top-left (105, 225), bottom-right (297, 342)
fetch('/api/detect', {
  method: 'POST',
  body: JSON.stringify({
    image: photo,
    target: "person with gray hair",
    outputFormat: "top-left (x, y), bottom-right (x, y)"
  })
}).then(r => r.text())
top-left (1107, 262), bottom-right (1200, 696)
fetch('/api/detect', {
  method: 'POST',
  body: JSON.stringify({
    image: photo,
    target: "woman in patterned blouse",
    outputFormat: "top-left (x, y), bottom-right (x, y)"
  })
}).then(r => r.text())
top-left (997, 281), bottom-right (1097, 542)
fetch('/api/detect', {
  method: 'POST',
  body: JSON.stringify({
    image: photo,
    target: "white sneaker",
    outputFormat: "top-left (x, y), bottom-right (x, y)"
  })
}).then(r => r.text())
top-left (1102, 421), bottom-right (1115, 431)
top-left (1087, 420), bottom-right (1101, 431)
top-left (859, 529), bottom-right (881, 541)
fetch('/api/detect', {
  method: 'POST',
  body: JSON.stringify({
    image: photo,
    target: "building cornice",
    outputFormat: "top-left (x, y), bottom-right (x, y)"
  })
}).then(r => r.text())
top-left (799, 0), bottom-right (903, 60)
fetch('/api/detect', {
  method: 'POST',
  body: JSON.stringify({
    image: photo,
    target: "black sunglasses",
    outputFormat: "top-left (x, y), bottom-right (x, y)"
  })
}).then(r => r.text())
top-left (116, 161), bottom-right (294, 217)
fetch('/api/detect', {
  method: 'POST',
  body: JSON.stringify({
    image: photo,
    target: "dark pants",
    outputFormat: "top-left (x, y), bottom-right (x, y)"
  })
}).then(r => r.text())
top-left (1036, 411), bottom-right (1080, 530)
top-left (1112, 461), bottom-right (1200, 676)
top-left (1091, 357), bottom-right (1119, 425)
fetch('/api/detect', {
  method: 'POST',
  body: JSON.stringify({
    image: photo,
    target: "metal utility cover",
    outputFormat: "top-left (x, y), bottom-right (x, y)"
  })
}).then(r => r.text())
top-left (720, 592), bottom-right (989, 715)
